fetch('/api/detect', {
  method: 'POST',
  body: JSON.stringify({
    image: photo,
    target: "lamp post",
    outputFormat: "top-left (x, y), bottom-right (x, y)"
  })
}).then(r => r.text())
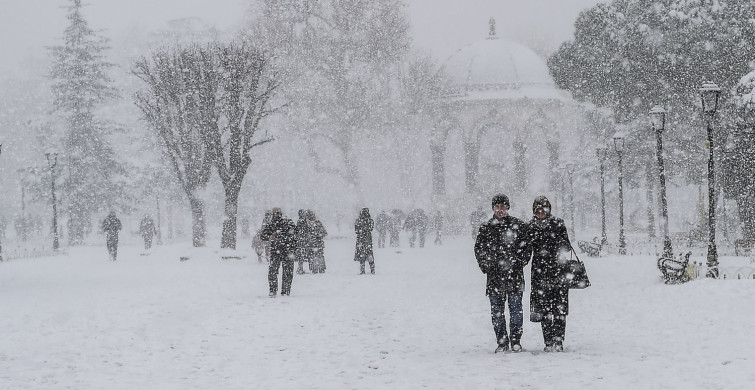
top-left (700, 81), bottom-right (721, 278)
top-left (566, 163), bottom-right (576, 238)
top-left (0, 143), bottom-right (3, 262)
top-left (649, 106), bottom-right (673, 258)
top-left (614, 136), bottom-right (627, 255)
top-left (45, 152), bottom-right (59, 252)
top-left (597, 147), bottom-right (608, 246)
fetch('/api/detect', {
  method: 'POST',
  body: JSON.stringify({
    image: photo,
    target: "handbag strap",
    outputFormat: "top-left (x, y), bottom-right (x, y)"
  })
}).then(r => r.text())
top-left (570, 245), bottom-right (584, 264)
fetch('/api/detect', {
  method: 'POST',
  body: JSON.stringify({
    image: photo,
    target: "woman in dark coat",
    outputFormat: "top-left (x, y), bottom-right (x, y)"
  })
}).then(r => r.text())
top-left (524, 196), bottom-right (573, 352)
top-left (354, 208), bottom-right (375, 274)
top-left (308, 210), bottom-right (328, 274)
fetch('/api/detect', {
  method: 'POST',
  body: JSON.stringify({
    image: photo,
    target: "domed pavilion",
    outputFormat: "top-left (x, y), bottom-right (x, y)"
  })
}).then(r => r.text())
top-left (430, 18), bottom-right (583, 215)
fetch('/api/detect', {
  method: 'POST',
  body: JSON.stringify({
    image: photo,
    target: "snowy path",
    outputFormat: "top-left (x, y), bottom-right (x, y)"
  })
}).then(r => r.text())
top-left (1, 236), bottom-right (753, 389)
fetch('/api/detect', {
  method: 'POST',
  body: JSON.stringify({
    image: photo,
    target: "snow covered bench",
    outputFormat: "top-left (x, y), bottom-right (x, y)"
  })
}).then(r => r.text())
top-left (577, 239), bottom-right (602, 257)
top-left (657, 252), bottom-right (691, 284)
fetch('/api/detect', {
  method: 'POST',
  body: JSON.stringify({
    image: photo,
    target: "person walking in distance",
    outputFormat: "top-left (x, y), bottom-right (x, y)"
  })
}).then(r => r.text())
top-left (524, 196), bottom-right (574, 352)
top-left (139, 214), bottom-right (157, 251)
top-left (294, 209), bottom-right (310, 275)
top-left (261, 208), bottom-right (296, 297)
top-left (102, 211), bottom-right (122, 261)
top-left (354, 208), bottom-right (375, 274)
top-left (375, 210), bottom-right (390, 248)
top-left (474, 194), bottom-right (528, 353)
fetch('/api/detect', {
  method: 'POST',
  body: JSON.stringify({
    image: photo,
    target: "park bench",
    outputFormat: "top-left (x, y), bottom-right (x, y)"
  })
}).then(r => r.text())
top-left (577, 238), bottom-right (602, 257)
top-left (657, 252), bottom-right (692, 284)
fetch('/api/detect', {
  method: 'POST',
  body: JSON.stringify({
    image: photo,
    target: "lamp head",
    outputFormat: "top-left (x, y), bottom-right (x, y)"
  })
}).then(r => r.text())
top-left (649, 105), bottom-right (666, 132)
top-left (700, 81), bottom-right (721, 115)
top-left (613, 136), bottom-right (625, 153)
top-left (596, 146), bottom-right (608, 161)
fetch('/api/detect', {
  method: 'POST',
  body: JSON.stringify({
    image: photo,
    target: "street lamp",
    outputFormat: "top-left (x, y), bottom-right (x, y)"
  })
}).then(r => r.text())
top-left (700, 81), bottom-right (721, 278)
top-left (649, 105), bottom-right (673, 259)
top-left (45, 152), bottom-right (59, 252)
top-left (566, 163), bottom-right (576, 238)
top-left (614, 135), bottom-right (627, 255)
top-left (596, 147), bottom-right (608, 246)
top-left (0, 143), bottom-right (3, 262)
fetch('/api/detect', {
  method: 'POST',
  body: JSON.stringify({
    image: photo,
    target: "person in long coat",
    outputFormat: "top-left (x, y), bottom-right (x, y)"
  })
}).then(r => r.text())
top-left (308, 210), bottom-right (328, 274)
top-left (261, 208), bottom-right (296, 297)
top-left (139, 214), bottom-right (157, 250)
top-left (354, 208), bottom-right (375, 274)
top-left (375, 211), bottom-right (390, 248)
top-left (101, 211), bottom-right (122, 261)
top-left (524, 195), bottom-right (573, 352)
top-left (474, 194), bottom-right (528, 353)
top-left (294, 209), bottom-right (310, 275)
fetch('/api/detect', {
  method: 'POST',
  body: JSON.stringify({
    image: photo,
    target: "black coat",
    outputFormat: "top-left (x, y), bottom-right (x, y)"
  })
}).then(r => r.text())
top-left (474, 214), bottom-right (528, 295)
top-left (262, 216), bottom-right (296, 261)
top-left (101, 214), bottom-right (122, 239)
top-left (524, 216), bottom-right (572, 318)
top-left (309, 219), bottom-right (327, 249)
top-left (354, 214), bottom-right (374, 262)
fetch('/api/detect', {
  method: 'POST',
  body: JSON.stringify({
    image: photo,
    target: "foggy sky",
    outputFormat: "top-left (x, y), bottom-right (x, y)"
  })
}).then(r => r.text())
top-left (0, 0), bottom-right (601, 75)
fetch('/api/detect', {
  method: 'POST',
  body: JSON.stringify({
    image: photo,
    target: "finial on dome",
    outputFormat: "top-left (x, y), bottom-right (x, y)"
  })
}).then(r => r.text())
top-left (488, 17), bottom-right (498, 40)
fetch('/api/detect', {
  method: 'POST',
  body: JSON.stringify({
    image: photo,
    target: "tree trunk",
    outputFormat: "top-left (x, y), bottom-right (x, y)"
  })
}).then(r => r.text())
top-left (189, 196), bottom-right (206, 247)
top-left (737, 193), bottom-right (755, 241)
top-left (221, 185), bottom-right (241, 249)
top-left (67, 197), bottom-right (90, 246)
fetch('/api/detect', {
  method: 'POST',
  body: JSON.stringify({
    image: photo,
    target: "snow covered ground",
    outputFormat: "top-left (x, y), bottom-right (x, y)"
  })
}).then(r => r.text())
top-left (1, 234), bottom-right (754, 389)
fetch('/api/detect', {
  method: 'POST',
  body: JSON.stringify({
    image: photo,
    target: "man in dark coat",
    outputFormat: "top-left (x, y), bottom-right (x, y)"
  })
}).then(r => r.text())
top-left (474, 194), bottom-right (528, 353)
top-left (261, 208), bottom-right (296, 297)
top-left (523, 195), bottom-right (573, 352)
top-left (354, 208), bottom-right (375, 274)
top-left (101, 211), bottom-right (122, 261)
top-left (375, 210), bottom-right (390, 248)
top-left (139, 214), bottom-right (157, 250)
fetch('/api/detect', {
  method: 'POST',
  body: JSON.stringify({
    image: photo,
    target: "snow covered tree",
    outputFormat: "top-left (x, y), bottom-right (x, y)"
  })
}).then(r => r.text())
top-left (549, 0), bottom-right (755, 123)
top-left (48, 0), bottom-right (125, 245)
top-left (134, 42), bottom-right (281, 249)
top-left (243, 0), bottom-right (411, 203)
top-left (550, 0), bottom-right (755, 235)
top-left (721, 70), bottom-right (755, 240)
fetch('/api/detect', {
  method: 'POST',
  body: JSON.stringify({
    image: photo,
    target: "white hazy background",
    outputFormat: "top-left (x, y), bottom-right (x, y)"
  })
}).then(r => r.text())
top-left (0, 0), bottom-right (602, 75)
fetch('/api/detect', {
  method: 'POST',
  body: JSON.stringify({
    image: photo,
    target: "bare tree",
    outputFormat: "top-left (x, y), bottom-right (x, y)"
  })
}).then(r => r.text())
top-left (133, 45), bottom-right (215, 247)
top-left (134, 42), bottom-right (281, 249)
top-left (209, 43), bottom-right (282, 249)
top-left (245, 0), bottom-right (410, 204)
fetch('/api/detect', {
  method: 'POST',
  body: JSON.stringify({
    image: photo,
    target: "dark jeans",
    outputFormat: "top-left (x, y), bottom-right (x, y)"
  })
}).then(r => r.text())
top-left (488, 291), bottom-right (523, 345)
top-left (269, 257), bottom-right (294, 295)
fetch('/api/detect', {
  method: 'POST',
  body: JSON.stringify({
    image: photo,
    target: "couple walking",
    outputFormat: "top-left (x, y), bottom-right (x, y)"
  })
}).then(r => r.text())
top-left (474, 194), bottom-right (573, 353)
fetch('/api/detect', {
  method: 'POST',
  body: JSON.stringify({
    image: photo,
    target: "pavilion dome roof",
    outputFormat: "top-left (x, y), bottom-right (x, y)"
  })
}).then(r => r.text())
top-left (442, 21), bottom-right (569, 102)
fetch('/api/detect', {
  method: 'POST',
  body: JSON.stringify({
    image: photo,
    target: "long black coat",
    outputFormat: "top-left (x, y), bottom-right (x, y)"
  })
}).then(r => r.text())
top-left (474, 214), bottom-right (528, 296)
top-left (262, 216), bottom-right (296, 261)
top-left (354, 213), bottom-right (374, 262)
top-left (524, 216), bottom-right (572, 318)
